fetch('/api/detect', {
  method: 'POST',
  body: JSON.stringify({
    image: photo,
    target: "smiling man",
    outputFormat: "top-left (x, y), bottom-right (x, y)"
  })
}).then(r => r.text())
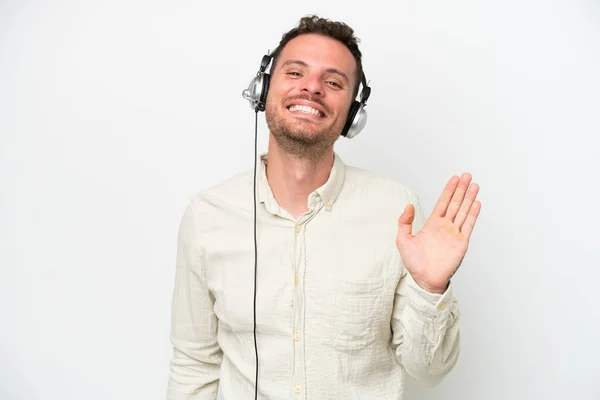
top-left (167, 15), bottom-right (481, 400)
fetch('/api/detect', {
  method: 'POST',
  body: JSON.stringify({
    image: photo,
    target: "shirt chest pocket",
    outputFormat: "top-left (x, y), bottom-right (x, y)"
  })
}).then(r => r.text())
top-left (307, 277), bottom-right (387, 353)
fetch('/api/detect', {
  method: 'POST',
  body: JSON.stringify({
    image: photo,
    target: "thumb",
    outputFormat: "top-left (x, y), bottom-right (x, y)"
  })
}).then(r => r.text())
top-left (397, 204), bottom-right (415, 245)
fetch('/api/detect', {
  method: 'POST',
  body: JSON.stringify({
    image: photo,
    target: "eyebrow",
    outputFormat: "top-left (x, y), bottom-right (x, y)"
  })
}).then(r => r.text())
top-left (280, 59), bottom-right (350, 84)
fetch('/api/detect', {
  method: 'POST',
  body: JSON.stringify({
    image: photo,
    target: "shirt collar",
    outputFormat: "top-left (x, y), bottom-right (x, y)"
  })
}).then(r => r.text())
top-left (257, 152), bottom-right (346, 215)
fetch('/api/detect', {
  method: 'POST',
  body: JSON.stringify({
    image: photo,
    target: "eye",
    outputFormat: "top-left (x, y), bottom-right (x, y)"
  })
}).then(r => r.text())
top-left (327, 80), bottom-right (342, 88)
top-left (286, 71), bottom-right (302, 77)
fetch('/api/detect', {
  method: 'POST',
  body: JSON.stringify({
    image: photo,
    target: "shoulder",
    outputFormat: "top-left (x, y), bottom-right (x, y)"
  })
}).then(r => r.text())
top-left (340, 163), bottom-right (427, 233)
top-left (193, 169), bottom-right (253, 205)
top-left (184, 168), bottom-right (254, 231)
top-left (342, 164), bottom-right (421, 205)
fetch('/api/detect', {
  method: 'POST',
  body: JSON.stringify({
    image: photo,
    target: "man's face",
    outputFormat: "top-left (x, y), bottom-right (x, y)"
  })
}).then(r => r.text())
top-left (265, 33), bottom-right (357, 159)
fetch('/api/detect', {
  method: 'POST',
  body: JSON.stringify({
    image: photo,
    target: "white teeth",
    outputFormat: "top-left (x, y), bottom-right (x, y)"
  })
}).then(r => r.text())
top-left (289, 105), bottom-right (321, 116)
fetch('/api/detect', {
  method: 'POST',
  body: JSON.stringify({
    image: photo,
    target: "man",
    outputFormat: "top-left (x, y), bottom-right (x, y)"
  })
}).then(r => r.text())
top-left (167, 15), bottom-right (481, 399)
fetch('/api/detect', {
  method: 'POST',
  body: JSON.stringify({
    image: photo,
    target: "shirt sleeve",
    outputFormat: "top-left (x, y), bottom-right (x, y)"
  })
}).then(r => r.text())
top-left (167, 203), bottom-right (222, 399)
top-left (390, 192), bottom-right (461, 387)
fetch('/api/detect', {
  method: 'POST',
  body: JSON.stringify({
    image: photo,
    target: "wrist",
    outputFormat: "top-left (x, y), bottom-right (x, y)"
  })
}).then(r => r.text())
top-left (414, 278), bottom-right (448, 294)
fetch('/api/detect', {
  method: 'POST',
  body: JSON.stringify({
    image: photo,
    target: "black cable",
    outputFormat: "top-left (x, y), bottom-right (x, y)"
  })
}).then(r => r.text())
top-left (253, 108), bottom-right (259, 400)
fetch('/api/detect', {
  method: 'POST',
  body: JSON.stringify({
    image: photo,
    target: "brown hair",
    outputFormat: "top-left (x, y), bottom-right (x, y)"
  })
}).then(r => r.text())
top-left (269, 15), bottom-right (364, 98)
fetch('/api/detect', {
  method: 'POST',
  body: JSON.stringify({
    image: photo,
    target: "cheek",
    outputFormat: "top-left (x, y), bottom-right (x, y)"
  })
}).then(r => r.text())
top-left (335, 100), bottom-right (353, 121)
top-left (267, 79), bottom-right (292, 100)
top-left (266, 92), bottom-right (287, 112)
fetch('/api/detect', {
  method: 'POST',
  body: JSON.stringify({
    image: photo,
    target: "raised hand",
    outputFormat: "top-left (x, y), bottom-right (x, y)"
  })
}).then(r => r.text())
top-left (396, 173), bottom-right (481, 294)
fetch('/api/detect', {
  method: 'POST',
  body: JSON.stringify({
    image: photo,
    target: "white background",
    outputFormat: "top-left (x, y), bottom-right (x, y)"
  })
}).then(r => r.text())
top-left (1, 0), bottom-right (599, 399)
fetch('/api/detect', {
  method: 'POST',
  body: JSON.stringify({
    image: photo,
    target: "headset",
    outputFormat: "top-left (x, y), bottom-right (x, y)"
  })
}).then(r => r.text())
top-left (242, 53), bottom-right (371, 138)
top-left (241, 52), bottom-right (371, 400)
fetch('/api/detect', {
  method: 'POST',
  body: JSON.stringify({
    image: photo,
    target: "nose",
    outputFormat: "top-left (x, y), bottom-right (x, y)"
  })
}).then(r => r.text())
top-left (301, 74), bottom-right (323, 97)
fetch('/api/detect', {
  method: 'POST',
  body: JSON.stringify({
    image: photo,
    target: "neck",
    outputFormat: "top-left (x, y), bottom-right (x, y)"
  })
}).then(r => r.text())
top-left (265, 133), bottom-right (334, 219)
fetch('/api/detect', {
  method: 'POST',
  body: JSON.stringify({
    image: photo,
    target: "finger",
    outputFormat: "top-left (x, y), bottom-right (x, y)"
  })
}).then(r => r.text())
top-left (454, 182), bottom-right (480, 229)
top-left (396, 204), bottom-right (415, 245)
top-left (445, 172), bottom-right (472, 221)
top-left (432, 175), bottom-right (460, 217)
top-left (460, 200), bottom-right (481, 239)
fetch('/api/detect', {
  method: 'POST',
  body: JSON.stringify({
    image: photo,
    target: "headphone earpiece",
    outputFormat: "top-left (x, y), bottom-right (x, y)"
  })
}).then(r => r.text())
top-left (259, 74), bottom-right (270, 111)
top-left (340, 100), bottom-right (364, 139)
top-left (242, 54), bottom-right (273, 112)
top-left (242, 53), bottom-right (371, 138)
top-left (340, 76), bottom-right (371, 139)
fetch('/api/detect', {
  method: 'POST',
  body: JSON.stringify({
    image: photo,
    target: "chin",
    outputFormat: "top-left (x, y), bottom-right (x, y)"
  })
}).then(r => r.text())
top-left (267, 103), bottom-right (337, 140)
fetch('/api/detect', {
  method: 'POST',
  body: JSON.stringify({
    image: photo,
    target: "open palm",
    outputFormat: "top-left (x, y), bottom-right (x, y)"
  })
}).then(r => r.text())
top-left (396, 173), bottom-right (481, 293)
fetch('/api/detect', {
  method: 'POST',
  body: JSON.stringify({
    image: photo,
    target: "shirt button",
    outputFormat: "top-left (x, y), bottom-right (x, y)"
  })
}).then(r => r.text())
top-left (295, 224), bottom-right (302, 233)
top-left (439, 302), bottom-right (447, 311)
top-left (294, 275), bottom-right (299, 285)
top-left (325, 201), bottom-right (332, 210)
top-left (294, 331), bottom-right (300, 341)
top-left (295, 385), bottom-right (302, 393)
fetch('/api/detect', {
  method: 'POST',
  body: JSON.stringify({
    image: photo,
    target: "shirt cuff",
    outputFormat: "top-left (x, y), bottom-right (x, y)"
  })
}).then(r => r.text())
top-left (405, 273), bottom-right (454, 319)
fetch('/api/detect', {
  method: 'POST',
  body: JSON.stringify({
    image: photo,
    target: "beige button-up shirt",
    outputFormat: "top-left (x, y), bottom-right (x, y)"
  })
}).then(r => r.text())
top-left (167, 152), bottom-right (460, 399)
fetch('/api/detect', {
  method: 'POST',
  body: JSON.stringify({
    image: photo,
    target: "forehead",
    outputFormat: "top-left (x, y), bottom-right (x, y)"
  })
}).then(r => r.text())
top-left (276, 33), bottom-right (357, 77)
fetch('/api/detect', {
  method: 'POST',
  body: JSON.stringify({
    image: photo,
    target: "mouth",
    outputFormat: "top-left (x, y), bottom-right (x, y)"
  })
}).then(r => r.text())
top-left (286, 104), bottom-right (326, 119)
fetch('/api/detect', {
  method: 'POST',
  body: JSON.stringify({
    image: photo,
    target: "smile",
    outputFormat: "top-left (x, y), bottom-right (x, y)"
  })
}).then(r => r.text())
top-left (287, 104), bottom-right (325, 118)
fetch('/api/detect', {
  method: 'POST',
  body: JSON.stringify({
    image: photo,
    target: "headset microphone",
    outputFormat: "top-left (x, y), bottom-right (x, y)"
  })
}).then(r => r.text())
top-left (242, 52), bottom-right (371, 400)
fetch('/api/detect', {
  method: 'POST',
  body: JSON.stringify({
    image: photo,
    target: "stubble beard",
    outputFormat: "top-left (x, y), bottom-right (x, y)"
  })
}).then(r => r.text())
top-left (265, 98), bottom-right (342, 162)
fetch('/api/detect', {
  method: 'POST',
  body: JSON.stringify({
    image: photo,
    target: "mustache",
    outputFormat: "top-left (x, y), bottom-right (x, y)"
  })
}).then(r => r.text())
top-left (284, 95), bottom-right (330, 115)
